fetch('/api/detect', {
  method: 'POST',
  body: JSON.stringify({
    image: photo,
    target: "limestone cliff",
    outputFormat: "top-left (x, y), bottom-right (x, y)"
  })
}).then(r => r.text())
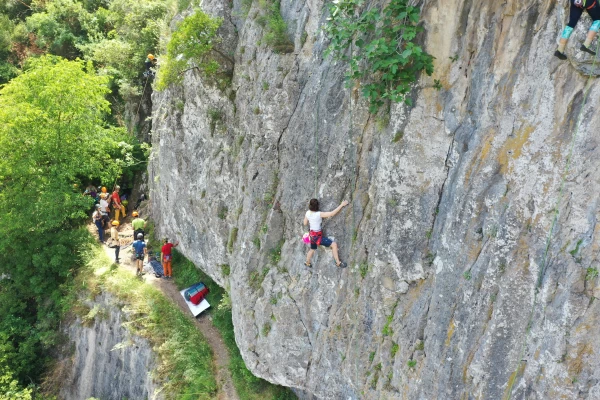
top-left (149, 0), bottom-right (600, 398)
top-left (58, 293), bottom-right (159, 400)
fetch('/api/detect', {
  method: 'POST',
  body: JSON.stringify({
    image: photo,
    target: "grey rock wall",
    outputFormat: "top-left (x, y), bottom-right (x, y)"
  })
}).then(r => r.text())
top-left (59, 292), bottom-right (160, 400)
top-left (149, 0), bottom-right (600, 398)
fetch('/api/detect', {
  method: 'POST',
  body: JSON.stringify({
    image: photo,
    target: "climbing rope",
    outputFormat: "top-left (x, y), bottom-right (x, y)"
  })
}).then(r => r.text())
top-left (314, 82), bottom-right (320, 199)
top-left (135, 76), bottom-right (151, 131)
top-left (505, 41), bottom-right (600, 399)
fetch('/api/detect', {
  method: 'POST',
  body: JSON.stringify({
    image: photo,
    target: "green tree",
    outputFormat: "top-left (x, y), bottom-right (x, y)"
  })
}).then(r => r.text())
top-left (155, 9), bottom-right (222, 90)
top-left (324, 0), bottom-right (434, 112)
top-left (0, 55), bottom-right (130, 385)
top-left (0, 355), bottom-right (32, 400)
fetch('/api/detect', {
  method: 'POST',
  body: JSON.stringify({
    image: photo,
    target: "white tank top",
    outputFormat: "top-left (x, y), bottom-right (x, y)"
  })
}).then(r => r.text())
top-left (305, 211), bottom-right (322, 231)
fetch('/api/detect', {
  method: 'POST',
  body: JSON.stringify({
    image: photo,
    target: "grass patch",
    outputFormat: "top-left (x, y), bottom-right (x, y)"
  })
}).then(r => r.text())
top-left (249, 267), bottom-right (270, 291)
top-left (79, 245), bottom-right (217, 398)
top-left (269, 240), bottom-right (284, 264)
top-left (586, 267), bottom-right (599, 281)
top-left (359, 262), bottom-right (369, 279)
top-left (228, 227), bottom-right (239, 253)
top-left (392, 130), bottom-right (404, 143)
top-left (259, 1), bottom-right (294, 53)
top-left (221, 264), bottom-right (231, 276)
top-left (170, 250), bottom-right (294, 399)
top-left (391, 342), bottom-right (399, 358)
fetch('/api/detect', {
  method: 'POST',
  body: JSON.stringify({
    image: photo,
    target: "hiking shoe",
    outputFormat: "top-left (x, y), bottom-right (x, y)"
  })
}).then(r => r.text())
top-left (554, 50), bottom-right (567, 60)
top-left (581, 44), bottom-right (596, 56)
top-left (336, 261), bottom-right (347, 269)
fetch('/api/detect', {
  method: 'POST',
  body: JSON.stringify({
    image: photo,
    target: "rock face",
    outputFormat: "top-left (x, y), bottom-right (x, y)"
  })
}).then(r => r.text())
top-left (149, 0), bottom-right (600, 398)
top-left (59, 292), bottom-right (159, 400)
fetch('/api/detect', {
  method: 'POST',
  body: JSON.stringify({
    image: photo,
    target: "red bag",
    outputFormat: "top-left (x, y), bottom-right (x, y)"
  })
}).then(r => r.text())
top-left (189, 287), bottom-right (209, 305)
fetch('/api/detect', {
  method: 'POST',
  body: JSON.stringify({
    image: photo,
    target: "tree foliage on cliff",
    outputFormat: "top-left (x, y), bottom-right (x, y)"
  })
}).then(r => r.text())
top-left (0, 56), bottom-right (132, 388)
top-left (155, 9), bottom-right (222, 91)
top-left (324, 0), bottom-right (434, 112)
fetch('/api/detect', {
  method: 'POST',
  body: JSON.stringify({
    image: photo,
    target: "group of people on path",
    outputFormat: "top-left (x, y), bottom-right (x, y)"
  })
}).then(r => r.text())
top-left (88, 184), bottom-right (180, 279)
top-left (90, 185), bottom-right (128, 242)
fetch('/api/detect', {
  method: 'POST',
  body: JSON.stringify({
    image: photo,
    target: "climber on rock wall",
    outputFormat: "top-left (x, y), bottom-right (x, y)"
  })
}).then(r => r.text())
top-left (555, 0), bottom-right (600, 60)
top-left (304, 198), bottom-right (349, 269)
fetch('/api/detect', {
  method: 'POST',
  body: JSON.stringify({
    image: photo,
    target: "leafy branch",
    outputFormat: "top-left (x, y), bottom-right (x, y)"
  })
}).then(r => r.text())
top-left (323, 0), bottom-right (434, 113)
top-left (155, 9), bottom-right (223, 91)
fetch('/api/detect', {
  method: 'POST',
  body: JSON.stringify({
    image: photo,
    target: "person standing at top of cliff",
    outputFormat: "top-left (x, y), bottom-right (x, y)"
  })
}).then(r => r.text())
top-left (304, 199), bottom-right (349, 268)
top-left (555, 0), bottom-right (600, 60)
top-left (111, 185), bottom-right (125, 222)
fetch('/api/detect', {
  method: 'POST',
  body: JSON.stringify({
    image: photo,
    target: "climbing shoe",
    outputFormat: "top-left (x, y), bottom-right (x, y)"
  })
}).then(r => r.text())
top-left (305, 262), bottom-right (312, 268)
top-left (581, 44), bottom-right (596, 56)
top-left (336, 261), bottom-right (347, 269)
top-left (554, 50), bottom-right (567, 60)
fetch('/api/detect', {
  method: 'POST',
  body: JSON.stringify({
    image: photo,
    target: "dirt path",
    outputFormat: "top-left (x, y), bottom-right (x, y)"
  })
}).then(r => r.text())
top-left (101, 228), bottom-right (239, 400)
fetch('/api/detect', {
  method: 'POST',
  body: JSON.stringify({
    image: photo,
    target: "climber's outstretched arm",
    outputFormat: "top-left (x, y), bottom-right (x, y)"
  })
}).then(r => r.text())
top-left (321, 200), bottom-right (349, 219)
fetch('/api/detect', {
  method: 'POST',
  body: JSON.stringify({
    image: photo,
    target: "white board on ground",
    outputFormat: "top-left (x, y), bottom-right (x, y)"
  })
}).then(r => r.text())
top-left (180, 289), bottom-right (210, 317)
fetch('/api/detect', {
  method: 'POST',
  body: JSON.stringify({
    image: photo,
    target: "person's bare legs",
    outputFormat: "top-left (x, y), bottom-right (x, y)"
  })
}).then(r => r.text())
top-left (584, 29), bottom-right (598, 49)
top-left (331, 242), bottom-right (341, 265)
top-left (558, 37), bottom-right (568, 53)
top-left (306, 249), bottom-right (315, 265)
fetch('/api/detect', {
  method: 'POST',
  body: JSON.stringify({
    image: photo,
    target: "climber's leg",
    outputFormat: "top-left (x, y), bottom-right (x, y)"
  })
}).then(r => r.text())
top-left (557, 4), bottom-right (583, 57)
top-left (330, 241), bottom-right (340, 265)
top-left (582, 14), bottom-right (600, 54)
top-left (305, 249), bottom-right (315, 267)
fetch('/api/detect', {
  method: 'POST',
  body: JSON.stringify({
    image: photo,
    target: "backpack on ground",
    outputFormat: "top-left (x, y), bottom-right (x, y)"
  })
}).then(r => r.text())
top-left (184, 282), bottom-right (209, 305)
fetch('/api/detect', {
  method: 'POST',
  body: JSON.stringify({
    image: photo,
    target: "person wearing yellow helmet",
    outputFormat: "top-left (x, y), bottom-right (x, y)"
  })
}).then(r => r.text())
top-left (108, 220), bottom-right (122, 263)
top-left (131, 211), bottom-right (147, 241)
top-left (99, 193), bottom-right (110, 228)
top-left (145, 54), bottom-right (157, 78)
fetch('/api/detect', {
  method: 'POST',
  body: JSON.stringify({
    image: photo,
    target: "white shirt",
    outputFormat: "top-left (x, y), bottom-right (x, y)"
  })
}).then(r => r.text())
top-left (92, 210), bottom-right (102, 221)
top-left (305, 211), bottom-right (322, 231)
top-left (99, 199), bottom-right (109, 213)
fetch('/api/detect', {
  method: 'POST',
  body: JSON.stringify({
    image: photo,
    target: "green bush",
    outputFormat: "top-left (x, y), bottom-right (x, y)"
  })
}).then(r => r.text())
top-left (324, 0), bottom-right (434, 112)
top-left (259, 1), bottom-right (293, 53)
top-left (155, 10), bottom-right (222, 90)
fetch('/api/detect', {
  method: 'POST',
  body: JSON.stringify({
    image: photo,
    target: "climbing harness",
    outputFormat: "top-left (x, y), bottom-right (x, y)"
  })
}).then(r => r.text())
top-left (309, 230), bottom-right (323, 246)
top-left (505, 40), bottom-right (600, 400)
top-left (575, 0), bottom-right (597, 10)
